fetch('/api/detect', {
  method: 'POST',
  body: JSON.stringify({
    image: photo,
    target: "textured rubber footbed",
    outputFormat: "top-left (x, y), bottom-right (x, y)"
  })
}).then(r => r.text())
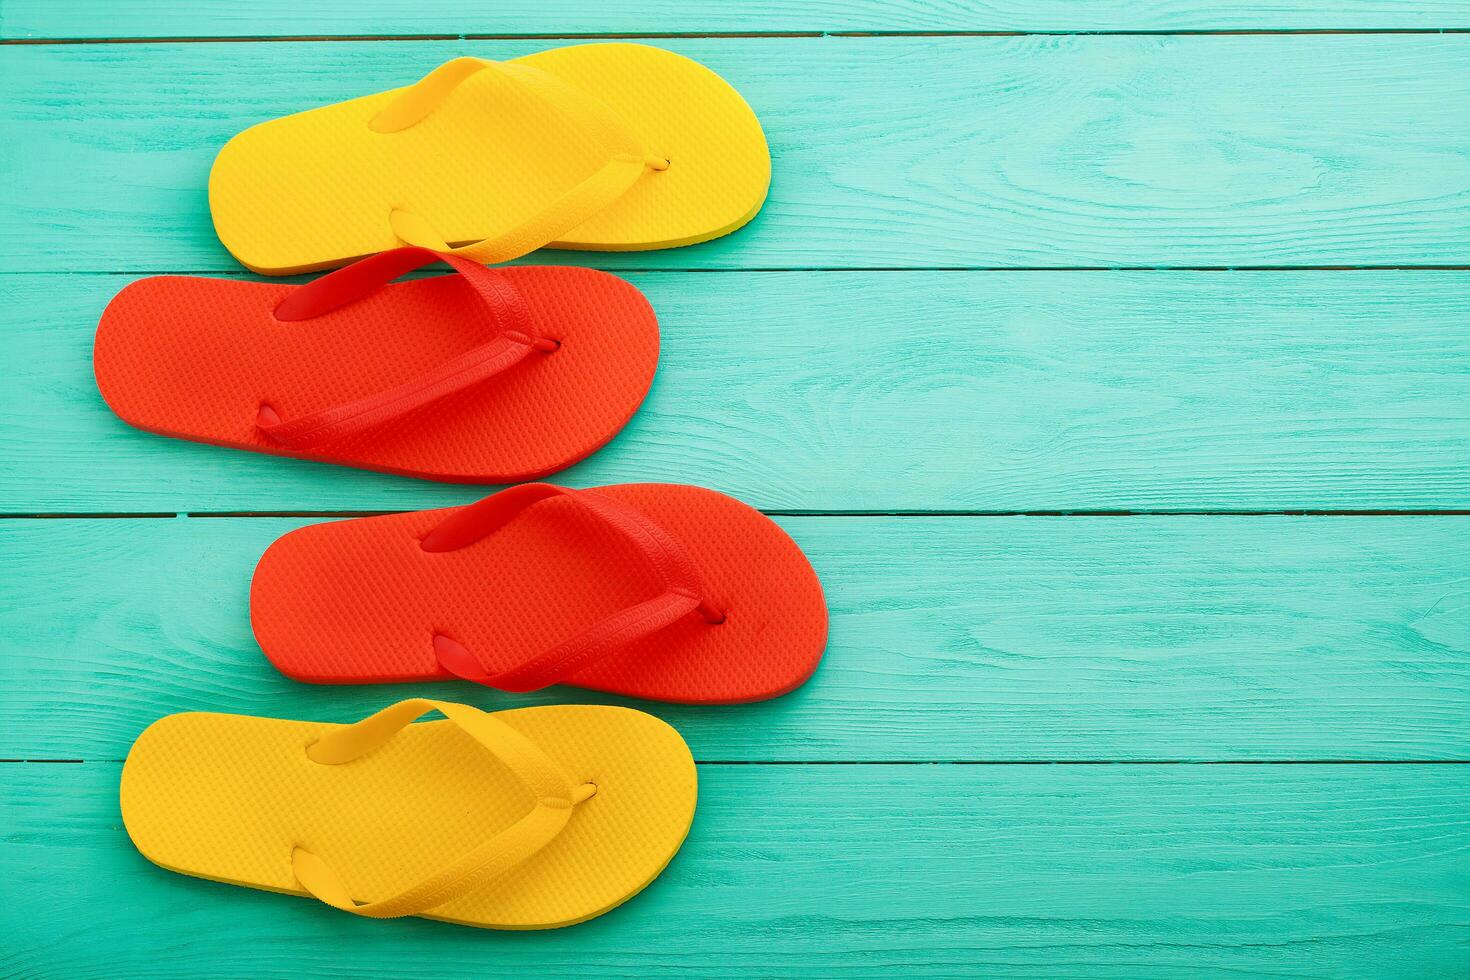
top-left (251, 484), bottom-right (829, 703)
top-left (210, 43), bottom-right (771, 274)
top-left (92, 266), bottom-right (658, 482)
top-left (120, 704), bottom-right (696, 930)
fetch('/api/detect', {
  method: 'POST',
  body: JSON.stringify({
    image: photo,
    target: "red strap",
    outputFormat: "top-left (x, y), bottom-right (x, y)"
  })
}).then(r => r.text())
top-left (421, 484), bottom-right (725, 692)
top-left (256, 247), bottom-right (557, 450)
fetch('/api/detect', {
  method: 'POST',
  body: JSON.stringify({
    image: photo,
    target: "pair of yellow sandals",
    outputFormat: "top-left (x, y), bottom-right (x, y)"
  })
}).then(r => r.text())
top-left (124, 43), bottom-right (770, 930)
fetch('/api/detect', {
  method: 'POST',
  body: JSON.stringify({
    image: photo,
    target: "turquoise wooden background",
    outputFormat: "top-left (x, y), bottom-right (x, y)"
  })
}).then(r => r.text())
top-left (3, 3), bottom-right (1469, 976)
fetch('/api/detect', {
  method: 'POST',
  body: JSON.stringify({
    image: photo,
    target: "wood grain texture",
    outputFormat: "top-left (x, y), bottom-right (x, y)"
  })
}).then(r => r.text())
top-left (3, 515), bottom-right (1465, 762)
top-left (4, 11), bottom-right (1470, 976)
top-left (6, 270), bottom-right (1470, 514)
top-left (5, 36), bottom-right (1470, 272)
top-left (4, 760), bottom-right (1468, 978)
top-left (6, 1), bottom-right (1470, 39)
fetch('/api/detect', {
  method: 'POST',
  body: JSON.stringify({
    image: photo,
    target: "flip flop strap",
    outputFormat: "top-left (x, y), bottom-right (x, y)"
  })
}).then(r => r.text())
top-left (422, 483), bottom-right (726, 692)
top-left (292, 698), bottom-right (596, 919)
top-left (256, 246), bottom-right (557, 450)
top-left (374, 57), bottom-right (663, 265)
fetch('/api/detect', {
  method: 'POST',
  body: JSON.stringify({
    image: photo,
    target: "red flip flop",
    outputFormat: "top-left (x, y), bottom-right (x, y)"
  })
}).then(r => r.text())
top-left (93, 248), bottom-right (658, 482)
top-left (250, 483), bottom-right (828, 704)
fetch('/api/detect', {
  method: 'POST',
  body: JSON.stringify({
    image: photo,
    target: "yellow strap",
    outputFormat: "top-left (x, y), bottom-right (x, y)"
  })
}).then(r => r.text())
top-left (389, 151), bottom-right (646, 264)
top-left (293, 699), bottom-right (595, 918)
top-left (372, 57), bottom-right (655, 265)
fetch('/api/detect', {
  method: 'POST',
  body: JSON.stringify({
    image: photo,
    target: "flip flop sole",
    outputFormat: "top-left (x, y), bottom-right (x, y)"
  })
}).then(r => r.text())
top-left (251, 483), bottom-right (829, 703)
top-left (210, 43), bottom-right (770, 275)
top-left (93, 266), bottom-right (658, 482)
top-left (120, 704), bottom-right (696, 929)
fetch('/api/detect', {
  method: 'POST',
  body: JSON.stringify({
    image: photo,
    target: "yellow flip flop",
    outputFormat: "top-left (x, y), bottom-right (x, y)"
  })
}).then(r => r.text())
top-left (210, 43), bottom-right (771, 275)
top-left (119, 700), bottom-right (697, 929)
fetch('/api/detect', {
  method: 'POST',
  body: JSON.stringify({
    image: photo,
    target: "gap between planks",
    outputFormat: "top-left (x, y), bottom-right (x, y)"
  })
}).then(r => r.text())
top-left (5, 29), bottom-right (1470, 45)
top-left (8, 759), bottom-right (1470, 765)
top-left (5, 266), bottom-right (1470, 277)
top-left (3, 510), bottom-right (1469, 519)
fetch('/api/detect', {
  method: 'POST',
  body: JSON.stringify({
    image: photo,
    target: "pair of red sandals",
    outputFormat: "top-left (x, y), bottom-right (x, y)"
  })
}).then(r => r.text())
top-left (93, 248), bottom-right (828, 704)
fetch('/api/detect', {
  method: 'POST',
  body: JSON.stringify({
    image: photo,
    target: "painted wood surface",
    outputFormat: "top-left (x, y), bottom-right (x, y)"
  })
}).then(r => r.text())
top-left (6, 36), bottom-right (1470, 273)
top-left (7, 1), bottom-right (1470, 38)
top-left (6, 270), bottom-right (1470, 514)
top-left (4, 515), bottom-right (1466, 762)
top-left (5, 760), bottom-right (1469, 978)
top-left (3, 7), bottom-right (1469, 976)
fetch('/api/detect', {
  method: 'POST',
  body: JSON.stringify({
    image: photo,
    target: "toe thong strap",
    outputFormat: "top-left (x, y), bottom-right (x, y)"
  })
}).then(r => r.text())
top-left (422, 484), bottom-right (725, 692)
top-left (374, 57), bottom-right (659, 265)
top-left (291, 698), bottom-right (596, 918)
top-left (256, 247), bottom-right (555, 450)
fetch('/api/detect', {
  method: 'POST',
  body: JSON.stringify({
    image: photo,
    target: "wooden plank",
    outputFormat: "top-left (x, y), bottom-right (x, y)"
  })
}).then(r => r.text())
top-left (6, 1), bottom-right (1470, 39)
top-left (4, 37), bottom-right (1470, 272)
top-left (5, 270), bottom-right (1468, 514)
top-left (2, 515), bottom-right (1466, 762)
top-left (3, 760), bottom-right (1468, 977)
